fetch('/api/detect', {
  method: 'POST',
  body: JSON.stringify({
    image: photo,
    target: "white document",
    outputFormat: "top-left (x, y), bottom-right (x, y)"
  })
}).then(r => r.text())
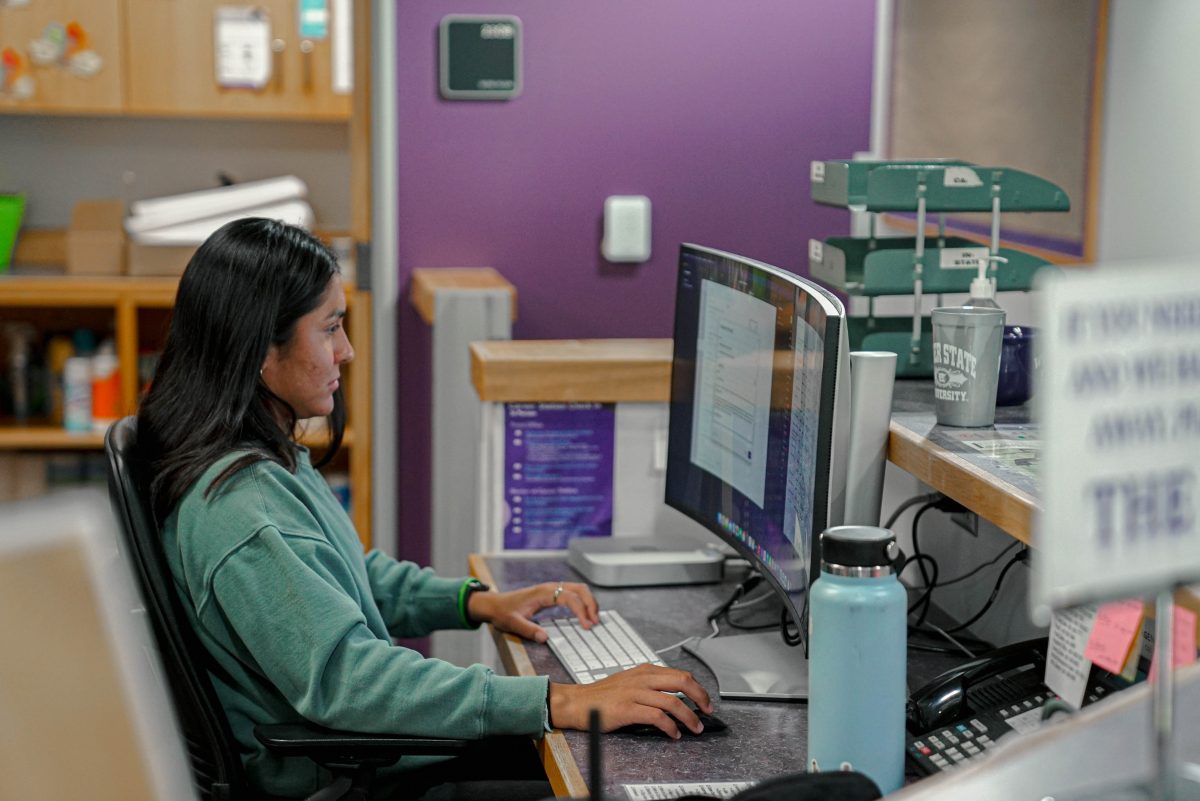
top-left (1045, 604), bottom-right (1098, 710)
top-left (130, 200), bottom-right (314, 246)
top-left (214, 7), bottom-right (272, 89)
top-left (690, 279), bottom-right (775, 507)
top-left (127, 176), bottom-right (308, 234)
top-left (331, 0), bottom-right (353, 94)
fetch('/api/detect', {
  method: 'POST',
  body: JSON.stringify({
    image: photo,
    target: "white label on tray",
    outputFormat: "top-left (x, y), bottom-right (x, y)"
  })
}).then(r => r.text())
top-left (809, 239), bottom-right (824, 262)
top-left (943, 166), bottom-right (983, 188)
top-left (940, 247), bottom-right (989, 271)
top-left (810, 161), bottom-right (826, 183)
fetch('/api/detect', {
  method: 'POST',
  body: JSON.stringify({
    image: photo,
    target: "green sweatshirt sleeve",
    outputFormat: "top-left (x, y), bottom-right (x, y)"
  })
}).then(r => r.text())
top-left (199, 525), bottom-right (548, 739)
top-left (361, 549), bottom-right (469, 636)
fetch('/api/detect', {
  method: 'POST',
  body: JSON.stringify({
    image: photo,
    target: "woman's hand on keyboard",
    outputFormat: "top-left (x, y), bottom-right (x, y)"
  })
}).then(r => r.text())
top-left (467, 580), bottom-right (599, 643)
top-left (548, 664), bottom-right (713, 739)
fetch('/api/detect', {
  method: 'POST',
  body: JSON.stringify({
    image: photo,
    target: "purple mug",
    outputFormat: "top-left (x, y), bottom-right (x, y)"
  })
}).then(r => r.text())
top-left (996, 325), bottom-right (1035, 406)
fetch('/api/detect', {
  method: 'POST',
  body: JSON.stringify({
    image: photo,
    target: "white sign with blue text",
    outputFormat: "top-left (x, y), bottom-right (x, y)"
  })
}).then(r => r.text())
top-left (1035, 262), bottom-right (1200, 612)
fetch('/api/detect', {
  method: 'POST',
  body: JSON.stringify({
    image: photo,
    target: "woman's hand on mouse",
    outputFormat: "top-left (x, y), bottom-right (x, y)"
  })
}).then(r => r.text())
top-left (467, 580), bottom-right (599, 642)
top-left (548, 664), bottom-right (713, 739)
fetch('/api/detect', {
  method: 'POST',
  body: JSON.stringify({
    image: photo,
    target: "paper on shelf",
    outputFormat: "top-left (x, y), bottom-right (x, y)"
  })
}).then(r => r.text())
top-left (126, 176), bottom-right (308, 235)
top-left (129, 200), bottom-right (314, 246)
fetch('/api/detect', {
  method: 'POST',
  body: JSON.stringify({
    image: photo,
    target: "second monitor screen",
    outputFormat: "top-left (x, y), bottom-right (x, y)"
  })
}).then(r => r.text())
top-left (667, 245), bottom-right (839, 605)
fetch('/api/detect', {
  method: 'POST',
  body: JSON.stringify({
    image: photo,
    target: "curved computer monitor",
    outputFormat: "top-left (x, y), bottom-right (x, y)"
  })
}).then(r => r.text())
top-left (665, 244), bottom-right (849, 698)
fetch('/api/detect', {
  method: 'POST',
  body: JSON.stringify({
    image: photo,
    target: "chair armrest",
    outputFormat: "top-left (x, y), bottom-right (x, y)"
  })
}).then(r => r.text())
top-left (255, 723), bottom-right (471, 766)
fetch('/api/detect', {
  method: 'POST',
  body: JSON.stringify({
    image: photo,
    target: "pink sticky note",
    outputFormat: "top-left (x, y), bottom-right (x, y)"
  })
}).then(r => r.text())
top-left (1084, 599), bottom-right (1144, 674)
top-left (1148, 605), bottom-right (1198, 682)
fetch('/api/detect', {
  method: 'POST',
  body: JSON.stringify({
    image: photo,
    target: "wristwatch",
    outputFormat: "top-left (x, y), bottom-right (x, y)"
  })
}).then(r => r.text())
top-left (459, 578), bottom-right (491, 628)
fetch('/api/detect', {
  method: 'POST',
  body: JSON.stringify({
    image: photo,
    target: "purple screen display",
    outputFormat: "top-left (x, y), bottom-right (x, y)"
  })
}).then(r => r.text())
top-left (503, 403), bottom-right (615, 549)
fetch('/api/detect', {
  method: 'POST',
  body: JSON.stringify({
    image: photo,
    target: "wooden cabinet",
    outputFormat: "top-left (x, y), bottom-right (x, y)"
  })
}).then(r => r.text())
top-left (123, 0), bottom-right (351, 120)
top-left (0, 0), bottom-right (350, 120)
top-left (0, 0), bottom-right (124, 114)
top-left (0, 276), bottom-right (373, 546)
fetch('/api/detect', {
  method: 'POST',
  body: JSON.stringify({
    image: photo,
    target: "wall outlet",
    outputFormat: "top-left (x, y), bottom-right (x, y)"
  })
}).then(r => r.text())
top-left (951, 511), bottom-right (979, 537)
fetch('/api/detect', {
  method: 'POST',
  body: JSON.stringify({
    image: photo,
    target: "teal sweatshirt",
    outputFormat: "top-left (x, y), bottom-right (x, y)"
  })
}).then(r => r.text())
top-left (162, 449), bottom-right (548, 798)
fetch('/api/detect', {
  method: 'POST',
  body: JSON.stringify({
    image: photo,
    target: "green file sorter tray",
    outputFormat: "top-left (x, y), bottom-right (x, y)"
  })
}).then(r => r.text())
top-left (810, 236), bottom-right (1056, 296)
top-left (811, 160), bottom-right (1070, 213)
top-left (848, 315), bottom-right (935, 378)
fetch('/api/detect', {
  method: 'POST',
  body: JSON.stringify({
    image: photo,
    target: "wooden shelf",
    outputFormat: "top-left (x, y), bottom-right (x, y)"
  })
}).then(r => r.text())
top-left (1, 276), bottom-right (373, 546)
top-left (0, 427), bottom-right (106, 450)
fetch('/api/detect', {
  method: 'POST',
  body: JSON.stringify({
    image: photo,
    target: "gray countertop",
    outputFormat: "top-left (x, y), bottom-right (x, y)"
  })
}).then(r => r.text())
top-left (483, 554), bottom-right (968, 798)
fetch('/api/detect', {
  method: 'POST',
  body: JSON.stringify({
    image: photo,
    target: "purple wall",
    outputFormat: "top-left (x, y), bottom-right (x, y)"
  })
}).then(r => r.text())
top-left (394, 2), bottom-right (877, 566)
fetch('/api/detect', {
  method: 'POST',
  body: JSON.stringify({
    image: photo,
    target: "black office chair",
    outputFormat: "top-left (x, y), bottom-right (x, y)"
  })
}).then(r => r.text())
top-left (104, 416), bottom-right (469, 801)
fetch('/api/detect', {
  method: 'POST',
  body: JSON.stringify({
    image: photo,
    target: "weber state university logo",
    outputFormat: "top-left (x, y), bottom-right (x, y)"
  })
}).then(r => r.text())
top-left (933, 342), bottom-right (977, 402)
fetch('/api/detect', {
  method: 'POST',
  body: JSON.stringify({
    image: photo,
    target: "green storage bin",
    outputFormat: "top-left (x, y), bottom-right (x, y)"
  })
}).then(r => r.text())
top-left (0, 193), bottom-right (25, 272)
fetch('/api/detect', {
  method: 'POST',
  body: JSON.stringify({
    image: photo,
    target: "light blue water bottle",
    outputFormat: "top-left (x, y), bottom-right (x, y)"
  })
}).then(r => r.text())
top-left (807, 525), bottom-right (907, 794)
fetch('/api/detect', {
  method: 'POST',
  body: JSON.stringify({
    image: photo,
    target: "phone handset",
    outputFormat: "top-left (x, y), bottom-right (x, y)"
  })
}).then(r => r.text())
top-left (906, 638), bottom-right (1049, 734)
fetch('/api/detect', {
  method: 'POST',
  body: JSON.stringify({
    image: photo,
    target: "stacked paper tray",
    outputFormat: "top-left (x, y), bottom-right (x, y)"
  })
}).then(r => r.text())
top-left (811, 160), bottom-right (1070, 213)
top-left (809, 236), bottom-right (1057, 296)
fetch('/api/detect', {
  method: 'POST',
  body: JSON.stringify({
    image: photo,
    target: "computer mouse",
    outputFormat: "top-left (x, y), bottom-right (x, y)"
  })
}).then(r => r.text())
top-left (614, 711), bottom-right (729, 737)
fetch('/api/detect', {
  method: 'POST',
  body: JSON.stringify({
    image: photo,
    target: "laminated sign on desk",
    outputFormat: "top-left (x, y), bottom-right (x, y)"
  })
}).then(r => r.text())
top-left (1034, 261), bottom-right (1200, 610)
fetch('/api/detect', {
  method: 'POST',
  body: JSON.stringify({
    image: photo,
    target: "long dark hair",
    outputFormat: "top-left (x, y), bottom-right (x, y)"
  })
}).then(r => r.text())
top-left (138, 217), bottom-right (345, 521)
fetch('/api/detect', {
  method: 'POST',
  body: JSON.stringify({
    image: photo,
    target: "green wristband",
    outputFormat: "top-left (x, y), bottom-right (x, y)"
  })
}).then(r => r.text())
top-left (457, 578), bottom-right (488, 629)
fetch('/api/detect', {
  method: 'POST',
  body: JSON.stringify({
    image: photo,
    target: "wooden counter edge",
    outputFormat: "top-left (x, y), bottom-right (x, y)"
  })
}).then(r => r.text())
top-left (409, 268), bottom-right (517, 326)
top-left (470, 339), bottom-right (673, 404)
top-left (469, 554), bottom-right (589, 799)
top-left (888, 421), bottom-right (1036, 545)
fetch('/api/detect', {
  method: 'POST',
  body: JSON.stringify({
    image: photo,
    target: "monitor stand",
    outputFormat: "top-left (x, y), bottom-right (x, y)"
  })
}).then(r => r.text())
top-left (684, 631), bottom-right (808, 701)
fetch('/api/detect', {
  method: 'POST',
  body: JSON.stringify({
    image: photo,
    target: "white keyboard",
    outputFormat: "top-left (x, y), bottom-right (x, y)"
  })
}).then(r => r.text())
top-left (623, 782), bottom-right (755, 800)
top-left (546, 609), bottom-right (666, 684)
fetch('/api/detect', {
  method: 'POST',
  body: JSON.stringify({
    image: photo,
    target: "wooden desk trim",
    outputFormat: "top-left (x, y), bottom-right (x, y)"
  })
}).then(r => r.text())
top-left (468, 554), bottom-right (589, 799)
top-left (888, 421), bottom-right (1036, 545)
top-left (470, 339), bottom-right (673, 403)
top-left (409, 268), bottom-right (518, 326)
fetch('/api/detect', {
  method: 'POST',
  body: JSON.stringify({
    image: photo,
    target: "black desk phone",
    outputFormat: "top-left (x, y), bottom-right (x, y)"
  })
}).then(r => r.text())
top-left (905, 638), bottom-right (1127, 775)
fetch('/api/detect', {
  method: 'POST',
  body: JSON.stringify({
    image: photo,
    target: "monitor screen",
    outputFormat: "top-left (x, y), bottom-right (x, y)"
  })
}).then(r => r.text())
top-left (665, 244), bottom-right (846, 633)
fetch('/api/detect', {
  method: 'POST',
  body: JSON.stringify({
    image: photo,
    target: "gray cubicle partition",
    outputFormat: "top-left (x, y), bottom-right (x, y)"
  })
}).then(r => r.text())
top-left (427, 289), bottom-right (512, 667)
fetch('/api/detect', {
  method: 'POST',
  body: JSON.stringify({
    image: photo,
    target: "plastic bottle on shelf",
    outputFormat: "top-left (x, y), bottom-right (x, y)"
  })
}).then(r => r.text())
top-left (45, 335), bottom-right (74, 425)
top-left (90, 339), bottom-right (120, 432)
top-left (4, 323), bottom-right (36, 423)
top-left (63, 356), bottom-right (92, 433)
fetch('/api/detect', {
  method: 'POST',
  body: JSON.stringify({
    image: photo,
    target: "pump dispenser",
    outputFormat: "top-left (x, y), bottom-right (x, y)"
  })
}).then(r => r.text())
top-left (966, 275), bottom-right (1000, 309)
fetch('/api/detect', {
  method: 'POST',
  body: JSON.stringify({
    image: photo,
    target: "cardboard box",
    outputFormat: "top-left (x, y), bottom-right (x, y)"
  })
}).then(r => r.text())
top-left (66, 199), bottom-right (126, 275)
top-left (126, 242), bottom-right (196, 277)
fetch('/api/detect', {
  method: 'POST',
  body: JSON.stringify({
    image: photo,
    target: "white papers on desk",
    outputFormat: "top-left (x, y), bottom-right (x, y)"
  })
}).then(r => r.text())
top-left (125, 176), bottom-right (312, 247)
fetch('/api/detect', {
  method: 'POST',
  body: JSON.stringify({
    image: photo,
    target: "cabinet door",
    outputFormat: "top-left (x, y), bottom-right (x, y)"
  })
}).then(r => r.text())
top-left (124, 0), bottom-right (351, 120)
top-left (0, 0), bottom-right (123, 113)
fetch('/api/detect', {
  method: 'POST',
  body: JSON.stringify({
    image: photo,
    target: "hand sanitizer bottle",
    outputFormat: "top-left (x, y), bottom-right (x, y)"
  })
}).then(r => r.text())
top-left (966, 275), bottom-right (1000, 309)
top-left (808, 526), bottom-right (907, 794)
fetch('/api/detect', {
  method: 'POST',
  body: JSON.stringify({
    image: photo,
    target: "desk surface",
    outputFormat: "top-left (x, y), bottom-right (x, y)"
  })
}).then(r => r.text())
top-left (471, 553), bottom-right (964, 799)
top-left (887, 381), bottom-right (1037, 544)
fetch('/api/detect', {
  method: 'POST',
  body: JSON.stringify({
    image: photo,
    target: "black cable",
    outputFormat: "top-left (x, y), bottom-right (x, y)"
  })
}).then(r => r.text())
top-left (884, 491), bottom-right (941, 529)
top-left (936, 541), bottom-right (1021, 589)
top-left (901, 553), bottom-right (940, 626)
top-left (910, 500), bottom-right (939, 587)
top-left (781, 602), bottom-right (803, 647)
top-left (706, 573), bottom-right (762, 623)
top-left (946, 549), bottom-right (1029, 634)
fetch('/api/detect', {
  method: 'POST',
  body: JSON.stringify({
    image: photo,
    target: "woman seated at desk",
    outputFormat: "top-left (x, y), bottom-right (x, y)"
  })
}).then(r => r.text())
top-left (136, 219), bottom-right (712, 801)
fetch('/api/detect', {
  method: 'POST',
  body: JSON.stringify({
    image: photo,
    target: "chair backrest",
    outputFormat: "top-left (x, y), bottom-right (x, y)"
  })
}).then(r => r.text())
top-left (104, 416), bottom-right (250, 801)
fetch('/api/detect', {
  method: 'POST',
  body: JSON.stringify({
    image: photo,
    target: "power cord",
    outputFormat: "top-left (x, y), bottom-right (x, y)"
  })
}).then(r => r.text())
top-left (945, 548), bottom-right (1030, 634)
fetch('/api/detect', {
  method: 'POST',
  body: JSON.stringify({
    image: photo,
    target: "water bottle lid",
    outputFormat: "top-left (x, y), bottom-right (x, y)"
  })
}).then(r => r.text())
top-left (820, 525), bottom-right (901, 575)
